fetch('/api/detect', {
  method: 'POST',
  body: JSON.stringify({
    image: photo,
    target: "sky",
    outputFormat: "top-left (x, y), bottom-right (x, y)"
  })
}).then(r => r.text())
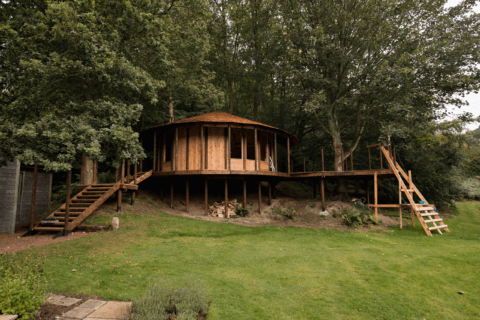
top-left (445, 0), bottom-right (480, 131)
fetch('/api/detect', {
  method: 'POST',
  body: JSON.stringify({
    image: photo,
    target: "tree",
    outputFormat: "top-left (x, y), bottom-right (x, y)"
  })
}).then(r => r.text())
top-left (280, 0), bottom-right (480, 190)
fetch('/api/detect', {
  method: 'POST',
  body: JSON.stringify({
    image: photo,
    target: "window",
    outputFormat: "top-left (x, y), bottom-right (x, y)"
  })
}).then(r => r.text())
top-left (230, 129), bottom-right (242, 159)
top-left (260, 131), bottom-right (267, 161)
top-left (165, 132), bottom-right (173, 162)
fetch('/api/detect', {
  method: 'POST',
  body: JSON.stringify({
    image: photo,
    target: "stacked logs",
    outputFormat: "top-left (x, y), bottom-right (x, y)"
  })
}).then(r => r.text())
top-left (209, 199), bottom-right (240, 218)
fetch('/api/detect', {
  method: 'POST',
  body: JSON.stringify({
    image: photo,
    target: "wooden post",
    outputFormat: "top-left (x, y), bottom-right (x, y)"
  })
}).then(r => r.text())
top-left (268, 180), bottom-right (272, 205)
top-left (243, 129), bottom-right (246, 170)
top-left (258, 180), bottom-right (262, 214)
top-left (93, 160), bottom-right (98, 184)
top-left (140, 137), bottom-right (143, 172)
top-left (186, 179), bottom-right (189, 213)
top-left (274, 133), bottom-right (278, 171)
top-left (225, 179), bottom-right (228, 218)
top-left (409, 170), bottom-right (414, 226)
top-left (228, 124), bottom-right (231, 170)
top-left (287, 137), bottom-right (290, 174)
top-left (321, 178), bottom-right (325, 212)
top-left (64, 169), bottom-right (72, 231)
top-left (350, 152), bottom-right (353, 171)
top-left (380, 148), bottom-right (383, 170)
top-left (29, 163), bottom-right (38, 230)
top-left (204, 178), bottom-right (208, 215)
top-left (368, 148), bottom-right (371, 170)
top-left (254, 128), bottom-right (258, 171)
top-left (186, 128), bottom-right (190, 170)
top-left (153, 132), bottom-right (157, 172)
top-left (399, 179), bottom-right (402, 229)
top-left (321, 149), bottom-right (325, 171)
top-left (121, 160), bottom-right (125, 183)
top-left (205, 127), bottom-right (208, 170)
top-left (127, 160), bottom-right (131, 183)
top-left (243, 179), bottom-right (247, 209)
top-left (174, 128), bottom-right (178, 171)
top-left (170, 181), bottom-right (174, 208)
top-left (374, 172), bottom-right (378, 219)
top-left (132, 163), bottom-right (137, 206)
top-left (200, 124), bottom-right (204, 170)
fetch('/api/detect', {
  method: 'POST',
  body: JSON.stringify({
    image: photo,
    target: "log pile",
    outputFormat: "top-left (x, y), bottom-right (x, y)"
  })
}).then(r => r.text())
top-left (210, 199), bottom-right (240, 218)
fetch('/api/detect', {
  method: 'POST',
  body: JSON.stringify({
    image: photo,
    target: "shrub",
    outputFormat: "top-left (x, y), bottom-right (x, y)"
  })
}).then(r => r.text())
top-left (0, 253), bottom-right (47, 318)
top-left (341, 208), bottom-right (373, 229)
top-left (272, 206), bottom-right (299, 221)
top-left (133, 281), bottom-right (208, 320)
top-left (234, 205), bottom-right (252, 217)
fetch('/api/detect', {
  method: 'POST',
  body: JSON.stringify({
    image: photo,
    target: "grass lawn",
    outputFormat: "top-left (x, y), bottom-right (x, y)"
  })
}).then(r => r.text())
top-left (12, 200), bottom-right (480, 319)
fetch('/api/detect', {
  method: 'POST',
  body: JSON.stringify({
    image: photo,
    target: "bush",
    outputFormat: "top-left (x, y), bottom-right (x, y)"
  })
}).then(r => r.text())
top-left (0, 253), bottom-right (47, 318)
top-left (271, 206), bottom-right (299, 221)
top-left (234, 205), bottom-right (252, 217)
top-left (133, 281), bottom-right (208, 320)
top-left (341, 208), bottom-right (373, 229)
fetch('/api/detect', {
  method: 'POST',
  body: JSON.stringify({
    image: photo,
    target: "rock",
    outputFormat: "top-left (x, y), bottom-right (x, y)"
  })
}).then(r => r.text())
top-left (112, 217), bottom-right (119, 231)
top-left (218, 213), bottom-right (224, 218)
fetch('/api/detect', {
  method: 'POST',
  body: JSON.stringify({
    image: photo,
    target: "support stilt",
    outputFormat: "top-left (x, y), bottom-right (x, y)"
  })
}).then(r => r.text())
top-left (186, 180), bottom-right (189, 213)
top-left (170, 182), bottom-right (174, 208)
top-left (374, 172), bottom-right (378, 219)
top-left (321, 178), bottom-right (325, 212)
top-left (243, 179), bottom-right (247, 209)
top-left (268, 180), bottom-right (272, 206)
top-left (225, 179), bottom-right (228, 218)
top-left (258, 181), bottom-right (262, 214)
top-left (205, 178), bottom-right (208, 216)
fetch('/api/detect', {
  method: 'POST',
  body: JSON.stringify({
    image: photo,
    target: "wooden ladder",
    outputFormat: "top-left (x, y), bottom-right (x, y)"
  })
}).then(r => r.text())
top-left (380, 147), bottom-right (449, 236)
top-left (33, 170), bottom-right (153, 234)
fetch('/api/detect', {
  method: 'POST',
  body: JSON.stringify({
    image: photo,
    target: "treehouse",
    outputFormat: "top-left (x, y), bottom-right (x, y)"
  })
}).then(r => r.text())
top-left (140, 111), bottom-right (298, 177)
top-left (26, 111), bottom-right (449, 237)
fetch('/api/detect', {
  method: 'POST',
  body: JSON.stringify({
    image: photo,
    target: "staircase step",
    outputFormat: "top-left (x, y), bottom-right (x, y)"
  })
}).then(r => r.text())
top-left (424, 218), bottom-right (444, 223)
top-left (69, 204), bottom-right (92, 207)
top-left (428, 224), bottom-right (448, 231)
top-left (420, 212), bottom-right (436, 216)
top-left (83, 191), bottom-right (107, 194)
top-left (78, 195), bottom-right (102, 198)
top-left (56, 217), bottom-right (76, 221)
top-left (72, 199), bottom-right (96, 203)
top-left (92, 184), bottom-right (115, 186)
top-left (33, 227), bottom-right (64, 231)
top-left (40, 222), bottom-right (65, 226)
top-left (416, 207), bottom-right (435, 211)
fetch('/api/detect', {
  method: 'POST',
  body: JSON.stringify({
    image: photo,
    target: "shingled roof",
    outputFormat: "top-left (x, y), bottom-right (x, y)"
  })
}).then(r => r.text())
top-left (141, 111), bottom-right (298, 146)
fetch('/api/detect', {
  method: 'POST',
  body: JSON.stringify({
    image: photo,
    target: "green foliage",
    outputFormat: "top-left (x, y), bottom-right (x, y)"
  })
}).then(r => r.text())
top-left (457, 177), bottom-right (480, 200)
top-left (97, 170), bottom-right (117, 184)
top-left (234, 205), bottom-right (252, 217)
top-left (272, 206), bottom-right (299, 221)
top-left (341, 208), bottom-right (372, 229)
top-left (133, 281), bottom-right (208, 320)
top-left (0, 253), bottom-right (47, 318)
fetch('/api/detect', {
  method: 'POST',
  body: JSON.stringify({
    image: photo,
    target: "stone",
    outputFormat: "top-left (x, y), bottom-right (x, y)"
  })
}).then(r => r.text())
top-left (111, 217), bottom-right (119, 231)
top-left (51, 297), bottom-right (82, 306)
top-left (62, 307), bottom-right (95, 319)
top-left (77, 300), bottom-right (107, 310)
top-left (47, 294), bottom-right (65, 303)
top-left (0, 316), bottom-right (19, 320)
top-left (87, 301), bottom-right (132, 319)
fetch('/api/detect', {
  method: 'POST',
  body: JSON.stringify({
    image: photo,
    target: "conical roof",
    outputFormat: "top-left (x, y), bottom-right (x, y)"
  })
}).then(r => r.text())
top-left (141, 111), bottom-right (298, 146)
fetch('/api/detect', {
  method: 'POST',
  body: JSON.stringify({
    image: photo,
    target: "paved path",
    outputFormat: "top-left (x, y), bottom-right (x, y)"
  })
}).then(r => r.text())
top-left (0, 295), bottom-right (132, 320)
top-left (47, 295), bottom-right (132, 320)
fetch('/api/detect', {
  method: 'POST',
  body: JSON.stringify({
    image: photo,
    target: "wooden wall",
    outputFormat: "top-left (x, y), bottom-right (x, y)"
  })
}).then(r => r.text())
top-left (156, 124), bottom-right (277, 172)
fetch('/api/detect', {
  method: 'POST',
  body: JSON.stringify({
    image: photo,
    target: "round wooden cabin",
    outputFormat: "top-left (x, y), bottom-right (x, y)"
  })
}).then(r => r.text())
top-left (140, 111), bottom-right (298, 178)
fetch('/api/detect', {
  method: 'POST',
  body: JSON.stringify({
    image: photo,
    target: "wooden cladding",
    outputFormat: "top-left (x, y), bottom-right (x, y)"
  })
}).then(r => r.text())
top-left (154, 124), bottom-right (279, 173)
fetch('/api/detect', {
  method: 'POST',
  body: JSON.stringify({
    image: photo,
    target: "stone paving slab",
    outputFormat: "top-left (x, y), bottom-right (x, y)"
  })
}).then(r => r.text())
top-left (61, 299), bottom-right (108, 319)
top-left (47, 294), bottom-right (82, 306)
top-left (87, 301), bottom-right (132, 319)
top-left (0, 316), bottom-right (19, 320)
top-left (77, 300), bottom-right (107, 310)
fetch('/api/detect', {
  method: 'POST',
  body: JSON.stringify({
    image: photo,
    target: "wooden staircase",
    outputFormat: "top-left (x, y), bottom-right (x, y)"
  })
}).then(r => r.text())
top-left (32, 170), bottom-right (152, 234)
top-left (380, 147), bottom-right (449, 236)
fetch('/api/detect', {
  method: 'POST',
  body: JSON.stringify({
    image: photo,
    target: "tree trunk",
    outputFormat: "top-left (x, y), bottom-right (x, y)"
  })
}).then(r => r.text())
top-left (329, 109), bottom-right (347, 197)
top-left (82, 154), bottom-right (94, 185)
top-left (169, 94), bottom-right (174, 123)
top-left (228, 78), bottom-right (234, 114)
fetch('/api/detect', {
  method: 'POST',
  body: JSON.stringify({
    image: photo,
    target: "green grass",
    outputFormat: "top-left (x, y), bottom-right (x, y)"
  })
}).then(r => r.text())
top-left (10, 201), bottom-right (480, 319)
